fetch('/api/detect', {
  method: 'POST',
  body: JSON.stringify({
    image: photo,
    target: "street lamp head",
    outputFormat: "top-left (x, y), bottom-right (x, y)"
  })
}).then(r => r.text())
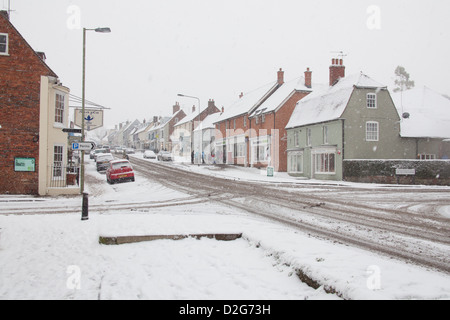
top-left (177, 94), bottom-right (185, 97)
top-left (95, 27), bottom-right (112, 33)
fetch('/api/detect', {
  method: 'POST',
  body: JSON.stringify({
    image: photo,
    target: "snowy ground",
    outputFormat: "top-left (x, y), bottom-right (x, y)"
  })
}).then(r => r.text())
top-left (0, 156), bottom-right (449, 300)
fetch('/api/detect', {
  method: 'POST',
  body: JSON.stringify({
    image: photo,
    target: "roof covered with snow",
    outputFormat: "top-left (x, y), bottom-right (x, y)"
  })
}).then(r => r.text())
top-left (249, 77), bottom-right (312, 117)
top-left (214, 81), bottom-right (279, 123)
top-left (193, 112), bottom-right (222, 131)
top-left (392, 86), bottom-right (450, 139)
top-left (286, 73), bottom-right (386, 129)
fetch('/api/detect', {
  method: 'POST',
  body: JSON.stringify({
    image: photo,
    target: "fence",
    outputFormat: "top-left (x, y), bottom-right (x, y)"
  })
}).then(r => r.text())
top-left (48, 165), bottom-right (80, 188)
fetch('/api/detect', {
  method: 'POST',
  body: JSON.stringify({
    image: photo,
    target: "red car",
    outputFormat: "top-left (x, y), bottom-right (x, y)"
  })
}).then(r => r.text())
top-left (106, 160), bottom-right (135, 184)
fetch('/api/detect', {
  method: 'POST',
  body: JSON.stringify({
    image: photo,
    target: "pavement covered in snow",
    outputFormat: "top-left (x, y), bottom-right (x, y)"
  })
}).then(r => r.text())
top-left (0, 156), bottom-right (449, 300)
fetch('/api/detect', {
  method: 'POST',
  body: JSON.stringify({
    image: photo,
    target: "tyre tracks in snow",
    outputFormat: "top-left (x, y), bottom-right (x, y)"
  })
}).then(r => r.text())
top-left (130, 158), bottom-right (450, 274)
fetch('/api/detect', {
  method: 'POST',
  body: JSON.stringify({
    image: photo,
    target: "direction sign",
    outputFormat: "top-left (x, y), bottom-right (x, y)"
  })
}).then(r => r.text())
top-left (63, 128), bottom-right (82, 134)
top-left (72, 142), bottom-right (95, 151)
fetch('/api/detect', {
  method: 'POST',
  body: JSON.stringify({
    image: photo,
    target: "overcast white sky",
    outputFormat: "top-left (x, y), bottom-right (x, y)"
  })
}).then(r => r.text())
top-left (4, 0), bottom-right (450, 128)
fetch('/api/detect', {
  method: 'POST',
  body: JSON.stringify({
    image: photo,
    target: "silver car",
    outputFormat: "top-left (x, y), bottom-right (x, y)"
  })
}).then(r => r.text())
top-left (157, 151), bottom-right (173, 161)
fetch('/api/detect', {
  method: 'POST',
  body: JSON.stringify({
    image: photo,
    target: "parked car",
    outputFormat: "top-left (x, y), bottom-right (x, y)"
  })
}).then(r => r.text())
top-left (93, 148), bottom-right (110, 161)
top-left (157, 151), bottom-right (173, 161)
top-left (106, 160), bottom-right (135, 184)
top-left (96, 153), bottom-right (114, 172)
top-left (143, 150), bottom-right (157, 159)
top-left (89, 150), bottom-right (96, 159)
top-left (125, 148), bottom-right (135, 154)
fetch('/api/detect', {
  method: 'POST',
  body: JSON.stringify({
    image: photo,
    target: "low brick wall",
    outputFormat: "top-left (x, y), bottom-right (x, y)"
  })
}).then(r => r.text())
top-left (343, 160), bottom-right (450, 186)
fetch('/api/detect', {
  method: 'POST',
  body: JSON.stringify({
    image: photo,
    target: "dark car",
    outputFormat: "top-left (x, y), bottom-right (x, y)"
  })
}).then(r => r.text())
top-left (106, 160), bottom-right (135, 184)
top-left (96, 153), bottom-right (114, 172)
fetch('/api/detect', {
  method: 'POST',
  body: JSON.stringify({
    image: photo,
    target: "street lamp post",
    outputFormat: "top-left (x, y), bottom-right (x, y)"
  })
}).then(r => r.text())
top-left (80, 27), bottom-right (111, 196)
top-left (177, 94), bottom-right (202, 164)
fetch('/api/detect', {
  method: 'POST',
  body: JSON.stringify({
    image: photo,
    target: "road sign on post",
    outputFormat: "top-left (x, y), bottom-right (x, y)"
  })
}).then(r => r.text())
top-left (63, 128), bottom-right (82, 134)
top-left (72, 142), bottom-right (96, 151)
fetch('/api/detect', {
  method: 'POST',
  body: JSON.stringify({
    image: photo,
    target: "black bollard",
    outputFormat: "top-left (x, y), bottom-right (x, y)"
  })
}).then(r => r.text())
top-left (81, 192), bottom-right (89, 221)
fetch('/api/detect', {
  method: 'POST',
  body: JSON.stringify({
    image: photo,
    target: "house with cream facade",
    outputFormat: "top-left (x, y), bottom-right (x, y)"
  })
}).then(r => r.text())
top-left (38, 76), bottom-right (78, 196)
top-left (0, 10), bottom-right (77, 195)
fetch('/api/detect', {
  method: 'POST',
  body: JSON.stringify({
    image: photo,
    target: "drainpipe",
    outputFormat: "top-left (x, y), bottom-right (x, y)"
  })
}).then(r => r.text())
top-left (341, 118), bottom-right (345, 180)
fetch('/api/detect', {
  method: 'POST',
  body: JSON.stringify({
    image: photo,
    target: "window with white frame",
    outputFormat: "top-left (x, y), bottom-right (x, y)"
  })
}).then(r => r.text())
top-left (257, 145), bottom-right (268, 161)
top-left (237, 143), bottom-right (245, 157)
top-left (294, 131), bottom-right (299, 147)
top-left (261, 113), bottom-right (265, 123)
top-left (314, 152), bottom-right (335, 174)
top-left (419, 154), bottom-right (436, 160)
top-left (288, 151), bottom-right (303, 173)
top-left (55, 93), bottom-right (65, 124)
top-left (367, 93), bottom-right (377, 109)
top-left (0, 33), bottom-right (8, 55)
top-left (323, 126), bottom-right (329, 144)
top-left (53, 145), bottom-right (64, 179)
top-left (366, 121), bottom-right (379, 141)
top-left (243, 116), bottom-right (247, 127)
top-left (307, 128), bottom-right (312, 146)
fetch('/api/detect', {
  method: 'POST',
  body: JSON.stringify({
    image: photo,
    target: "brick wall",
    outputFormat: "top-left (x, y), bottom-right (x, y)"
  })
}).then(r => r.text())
top-left (0, 12), bottom-right (56, 194)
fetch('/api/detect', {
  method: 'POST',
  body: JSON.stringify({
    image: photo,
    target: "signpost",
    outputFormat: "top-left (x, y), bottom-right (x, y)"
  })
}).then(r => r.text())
top-left (63, 128), bottom-right (82, 134)
top-left (74, 109), bottom-right (104, 131)
top-left (72, 141), bottom-right (96, 152)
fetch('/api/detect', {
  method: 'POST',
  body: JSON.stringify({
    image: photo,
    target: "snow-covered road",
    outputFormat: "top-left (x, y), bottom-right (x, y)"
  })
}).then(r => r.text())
top-left (0, 155), bottom-right (449, 300)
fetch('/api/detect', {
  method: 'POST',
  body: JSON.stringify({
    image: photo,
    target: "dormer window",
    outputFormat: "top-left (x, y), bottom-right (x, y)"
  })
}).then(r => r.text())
top-left (0, 33), bottom-right (8, 55)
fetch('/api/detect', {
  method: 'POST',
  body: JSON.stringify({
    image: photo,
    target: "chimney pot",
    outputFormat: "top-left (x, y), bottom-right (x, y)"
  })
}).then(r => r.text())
top-left (0, 10), bottom-right (9, 21)
top-left (329, 58), bottom-right (346, 86)
top-left (277, 68), bottom-right (285, 85)
top-left (304, 67), bottom-right (312, 89)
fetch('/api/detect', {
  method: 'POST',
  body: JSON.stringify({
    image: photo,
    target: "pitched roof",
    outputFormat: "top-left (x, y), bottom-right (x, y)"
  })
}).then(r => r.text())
top-left (392, 86), bottom-right (450, 139)
top-left (214, 81), bottom-right (279, 123)
top-left (249, 76), bottom-right (312, 117)
top-left (286, 73), bottom-right (386, 129)
top-left (0, 10), bottom-right (57, 78)
top-left (193, 112), bottom-right (222, 131)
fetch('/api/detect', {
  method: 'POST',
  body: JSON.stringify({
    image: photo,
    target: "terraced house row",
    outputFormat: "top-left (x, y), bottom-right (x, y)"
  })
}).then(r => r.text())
top-left (209, 59), bottom-right (450, 184)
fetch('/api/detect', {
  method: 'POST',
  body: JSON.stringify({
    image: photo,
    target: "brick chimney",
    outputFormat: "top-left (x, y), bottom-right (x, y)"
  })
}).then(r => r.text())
top-left (192, 105), bottom-right (196, 113)
top-left (208, 99), bottom-right (215, 109)
top-left (0, 10), bottom-right (9, 21)
top-left (153, 116), bottom-right (158, 123)
top-left (329, 58), bottom-right (345, 86)
top-left (304, 67), bottom-right (312, 88)
top-left (239, 92), bottom-right (244, 99)
top-left (173, 102), bottom-right (180, 114)
top-left (36, 52), bottom-right (47, 62)
top-left (277, 68), bottom-right (284, 85)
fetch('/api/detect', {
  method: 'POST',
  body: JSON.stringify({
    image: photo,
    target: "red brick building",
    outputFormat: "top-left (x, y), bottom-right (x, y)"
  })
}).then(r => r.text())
top-left (214, 68), bottom-right (313, 172)
top-left (0, 11), bottom-right (61, 194)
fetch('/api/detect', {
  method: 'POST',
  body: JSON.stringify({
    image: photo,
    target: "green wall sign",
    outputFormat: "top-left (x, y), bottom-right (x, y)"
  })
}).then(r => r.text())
top-left (14, 158), bottom-right (36, 172)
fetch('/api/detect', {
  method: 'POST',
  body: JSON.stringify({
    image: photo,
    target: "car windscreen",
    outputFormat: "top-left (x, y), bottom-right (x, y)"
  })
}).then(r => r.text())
top-left (112, 162), bottom-right (132, 170)
top-left (98, 155), bottom-right (114, 162)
